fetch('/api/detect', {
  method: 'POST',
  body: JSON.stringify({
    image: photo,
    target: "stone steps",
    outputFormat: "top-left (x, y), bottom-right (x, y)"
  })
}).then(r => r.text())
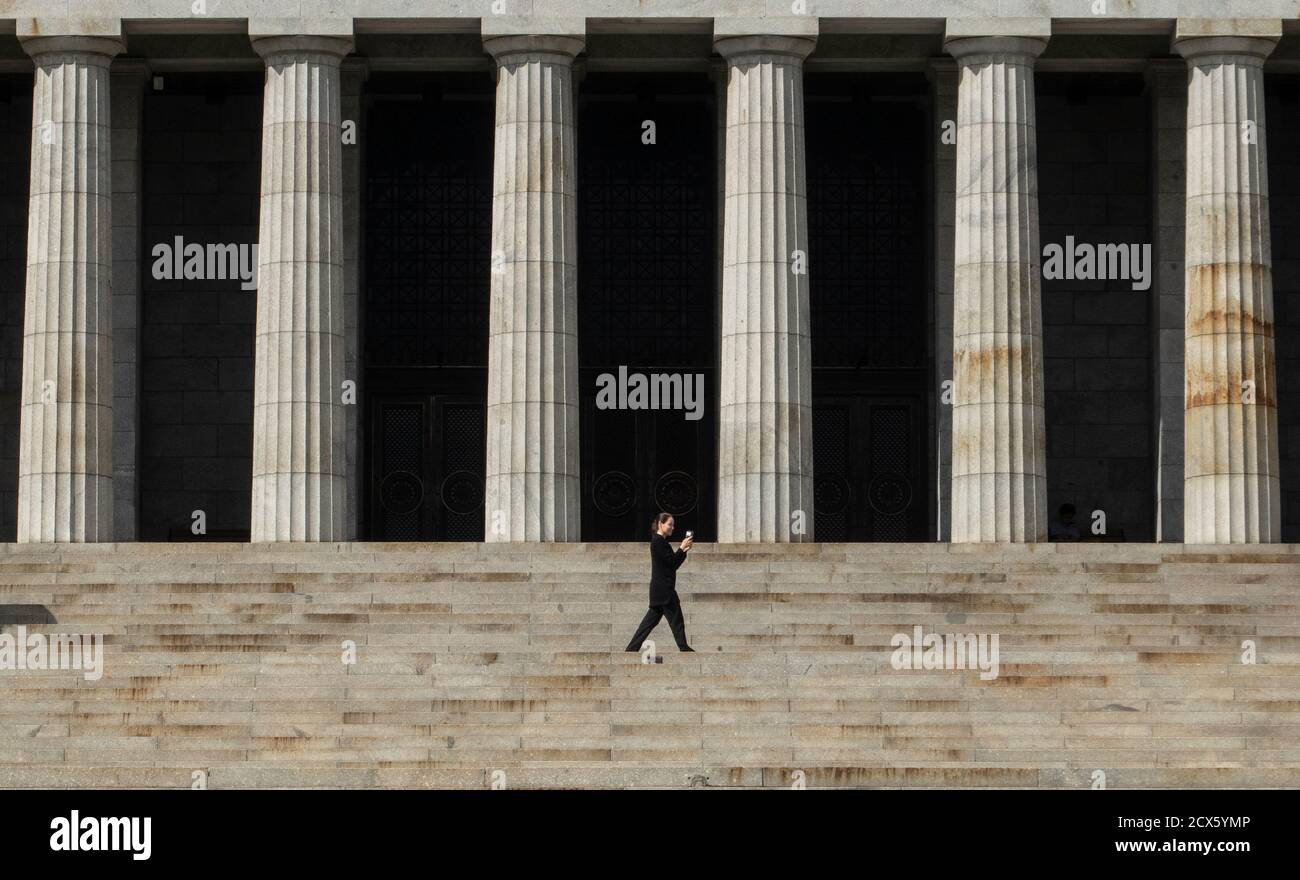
top-left (2, 542), bottom-right (1299, 788)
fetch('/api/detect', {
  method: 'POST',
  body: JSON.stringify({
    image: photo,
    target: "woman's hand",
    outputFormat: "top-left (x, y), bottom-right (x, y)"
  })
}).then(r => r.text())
top-left (680, 536), bottom-right (694, 551)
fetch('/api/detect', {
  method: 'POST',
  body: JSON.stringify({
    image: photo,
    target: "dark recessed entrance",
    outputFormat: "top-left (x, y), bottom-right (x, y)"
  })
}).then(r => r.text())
top-left (806, 75), bottom-right (929, 540)
top-left (364, 73), bottom-right (493, 540)
top-left (578, 73), bottom-right (718, 541)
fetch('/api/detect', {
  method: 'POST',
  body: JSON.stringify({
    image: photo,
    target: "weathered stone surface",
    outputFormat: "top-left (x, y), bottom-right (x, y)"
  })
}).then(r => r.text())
top-left (945, 33), bottom-right (1049, 542)
top-left (17, 35), bottom-right (124, 543)
top-left (3, 541), bottom-right (1299, 789)
top-left (249, 35), bottom-right (352, 542)
top-left (715, 32), bottom-right (816, 543)
top-left (482, 33), bottom-right (584, 542)
top-left (1175, 28), bottom-right (1281, 543)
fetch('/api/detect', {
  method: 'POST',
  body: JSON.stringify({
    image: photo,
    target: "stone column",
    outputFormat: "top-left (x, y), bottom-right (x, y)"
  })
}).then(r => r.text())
top-left (715, 31), bottom-right (816, 543)
top-left (17, 35), bottom-right (124, 543)
top-left (482, 32), bottom-right (583, 542)
top-left (249, 35), bottom-right (352, 542)
top-left (1175, 23), bottom-right (1281, 543)
top-left (945, 29), bottom-right (1049, 543)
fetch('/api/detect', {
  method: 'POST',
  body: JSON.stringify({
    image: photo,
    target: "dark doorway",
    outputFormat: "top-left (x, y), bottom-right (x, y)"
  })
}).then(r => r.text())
top-left (140, 72), bottom-right (262, 541)
top-left (578, 73), bottom-right (717, 541)
top-left (0, 73), bottom-right (31, 542)
top-left (806, 75), bottom-right (929, 540)
top-left (364, 73), bottom-right (493, 540)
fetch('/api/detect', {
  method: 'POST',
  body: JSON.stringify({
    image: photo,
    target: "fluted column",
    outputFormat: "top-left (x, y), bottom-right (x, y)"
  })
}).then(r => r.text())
top-left (945, 34), bottom-right (1049, 542)
top-left (482, 34), bottom-right (583, 542)
top-left (1176, 27), bottom-right (1281, 542)
top-left (17, 35), bottom-right (124, 542)
top-left (249, 35), bottom-right (352, 542)
top-left (715, 34), bottom-right (816, 543)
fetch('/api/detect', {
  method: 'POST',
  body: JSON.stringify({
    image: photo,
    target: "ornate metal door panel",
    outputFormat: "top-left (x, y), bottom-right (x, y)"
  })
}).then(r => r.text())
top-left (578, 74), bottom-right (717, 540)
top-left (814, 395), bottom-right (924, 541)
top-left (581, 375), bottom-right (713, 542)
top-left (806, 75), bottom-right (929, 541)
top-left (364, 74), bottom-right (493, 540)
top-left (368, 395), bottom-right (485, 541)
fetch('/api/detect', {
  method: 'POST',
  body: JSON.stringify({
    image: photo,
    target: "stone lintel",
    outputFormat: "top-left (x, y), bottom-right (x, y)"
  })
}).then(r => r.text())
top-left (481, 15), bottom-right (587, 39)
top-left (944, 17), bottom-right (1051, 42)
top-left (713, 16), bottom-right (818, 42)
top-left (248, 17), bottom-right (356, 40)
top-left (1174, 17), bottom-right (1283, 41)
top-left (16, 17), bottom-right (124, 39)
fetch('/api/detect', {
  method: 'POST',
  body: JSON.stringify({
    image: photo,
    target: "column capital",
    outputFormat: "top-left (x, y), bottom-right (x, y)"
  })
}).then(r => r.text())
top-left (1172, 19), bottom-right (1281, 63)
top-left (482, 34), bottom-right (585, 64)
top-left (713, 16), bottom-right (816, 61)
top-left (944, 37), bottom-right (1048, 63)
top-left (943, 18), bottom-right (1050, 62)
top-left (19, 34), bottom-right (126, 64)
top-left (482, 16), bottom-right (585, 63)
top-left (251, 35), bottom-right (355, 63)
top-left (713, 35), bottom-right (816, 63)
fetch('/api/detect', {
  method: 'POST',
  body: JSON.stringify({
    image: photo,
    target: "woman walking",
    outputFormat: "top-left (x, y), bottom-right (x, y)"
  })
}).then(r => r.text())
top-left (623, 512), bottom-right (695, 653)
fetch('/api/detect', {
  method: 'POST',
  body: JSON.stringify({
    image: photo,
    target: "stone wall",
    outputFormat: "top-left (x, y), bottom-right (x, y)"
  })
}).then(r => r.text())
top-left (1268, 74), bottom-right (1300, 542)
top-left (0, 74), bottom-right (30, 542)
top-left (1037, 73), bottom-right (1153, 541)
top-left (139, 73), bottom-right (260, 540)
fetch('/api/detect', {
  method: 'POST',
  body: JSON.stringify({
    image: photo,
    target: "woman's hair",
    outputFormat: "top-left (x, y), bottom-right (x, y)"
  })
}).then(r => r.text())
top-left (650, 512), bottom-right (672, 534)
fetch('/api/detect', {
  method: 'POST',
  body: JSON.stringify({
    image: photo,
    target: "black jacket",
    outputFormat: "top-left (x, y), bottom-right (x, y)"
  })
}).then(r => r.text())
top-left (648, 533), bottom-right (687, 606)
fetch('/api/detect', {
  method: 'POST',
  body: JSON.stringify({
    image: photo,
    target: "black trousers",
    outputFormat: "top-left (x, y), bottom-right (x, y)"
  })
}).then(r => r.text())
top-left (624, 593), bottom-right (690, 651)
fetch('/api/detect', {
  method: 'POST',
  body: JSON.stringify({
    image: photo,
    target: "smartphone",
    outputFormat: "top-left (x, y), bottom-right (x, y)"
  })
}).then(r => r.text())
top-left (684, 531), bottom-right (694, 539)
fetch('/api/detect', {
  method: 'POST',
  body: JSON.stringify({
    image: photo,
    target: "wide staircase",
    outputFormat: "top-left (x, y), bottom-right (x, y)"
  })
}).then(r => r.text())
top-left (1, 542), bottom-right (1298, 789)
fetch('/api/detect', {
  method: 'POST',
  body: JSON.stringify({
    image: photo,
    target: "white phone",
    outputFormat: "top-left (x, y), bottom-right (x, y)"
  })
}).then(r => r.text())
top-left (684, 531), bottom-right (693, 539)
